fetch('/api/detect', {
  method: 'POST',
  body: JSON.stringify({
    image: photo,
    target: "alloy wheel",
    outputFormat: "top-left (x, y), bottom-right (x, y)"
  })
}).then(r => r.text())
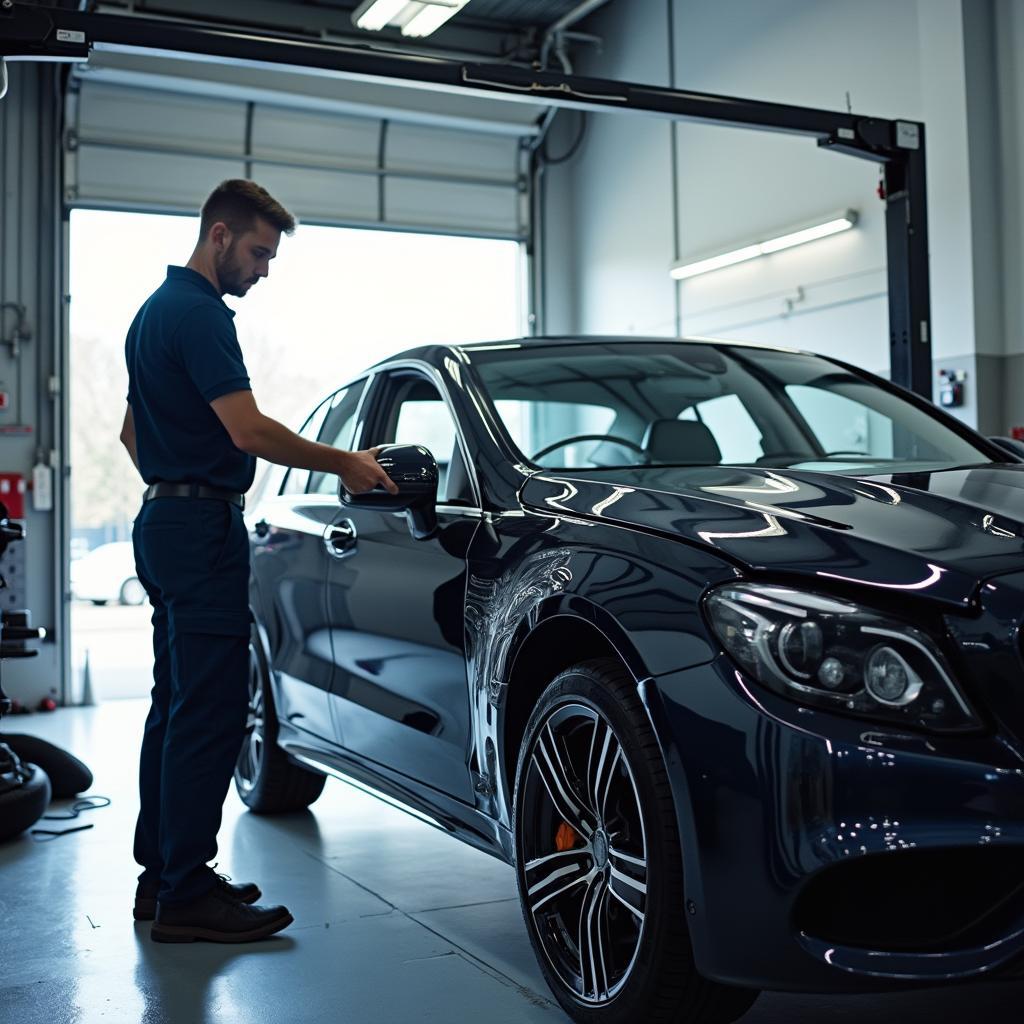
top-left (520, 702), bottom-right (648, 1005)
top-left (235, 641), bottom-right (265, 794)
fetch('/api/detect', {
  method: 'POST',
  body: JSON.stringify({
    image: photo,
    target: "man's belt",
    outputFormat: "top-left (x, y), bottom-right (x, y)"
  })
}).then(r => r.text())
top-left (143, 482), bottom-right (245, 509)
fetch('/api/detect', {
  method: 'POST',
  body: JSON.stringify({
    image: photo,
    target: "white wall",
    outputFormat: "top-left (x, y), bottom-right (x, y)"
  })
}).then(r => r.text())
top-left (569, 5), bottom-right (676, 338)
top-left (545, 0), bottom-right (1015, 431)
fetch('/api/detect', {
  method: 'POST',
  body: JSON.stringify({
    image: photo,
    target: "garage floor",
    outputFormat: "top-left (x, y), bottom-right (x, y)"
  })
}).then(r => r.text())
top-left (2, 701), bottom-right (1023, 1024)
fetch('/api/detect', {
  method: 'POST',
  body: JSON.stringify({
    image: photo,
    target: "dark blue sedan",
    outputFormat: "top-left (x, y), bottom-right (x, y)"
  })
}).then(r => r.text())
top-left (235, 337), bottom-right (1024, 1024)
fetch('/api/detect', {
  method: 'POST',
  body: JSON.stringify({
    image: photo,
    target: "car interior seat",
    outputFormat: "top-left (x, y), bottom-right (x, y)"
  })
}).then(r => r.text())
top-left (643, 419), bottom-right (722, 465)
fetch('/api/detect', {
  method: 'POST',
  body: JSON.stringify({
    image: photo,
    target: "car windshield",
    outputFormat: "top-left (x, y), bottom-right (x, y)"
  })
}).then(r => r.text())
top-left (469, 341), bottom-right (994, 475)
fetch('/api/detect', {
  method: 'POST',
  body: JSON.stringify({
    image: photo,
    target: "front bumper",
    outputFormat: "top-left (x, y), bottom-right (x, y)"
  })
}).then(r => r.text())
top-left (643, 655), bottom-right (1024, 993)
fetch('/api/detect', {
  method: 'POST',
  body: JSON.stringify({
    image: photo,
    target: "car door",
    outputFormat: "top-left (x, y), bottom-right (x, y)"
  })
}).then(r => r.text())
top-left (325, 368), bottom-right (480, 802)
top-left (248, 379), bottom-right (368, 740)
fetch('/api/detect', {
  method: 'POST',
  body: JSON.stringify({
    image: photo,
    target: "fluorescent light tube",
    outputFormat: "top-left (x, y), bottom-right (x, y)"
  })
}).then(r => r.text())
top-left (402, 0), bottom-right (469, 37)
top-left (670, 210), bottom-right (858, 280)
top-left (351, 0), bottom-right (410, 32)
top-left (759, 215), bottom-right (857, 253)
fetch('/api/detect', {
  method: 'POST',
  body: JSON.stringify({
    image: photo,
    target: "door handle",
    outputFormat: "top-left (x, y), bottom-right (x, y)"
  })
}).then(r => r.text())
top-left (324, 519), bottom-right (358, 558)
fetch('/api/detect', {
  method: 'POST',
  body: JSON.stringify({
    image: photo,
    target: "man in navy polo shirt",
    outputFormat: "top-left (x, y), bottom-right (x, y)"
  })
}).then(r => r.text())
top-left (120, 180), bottom-right (397, 943)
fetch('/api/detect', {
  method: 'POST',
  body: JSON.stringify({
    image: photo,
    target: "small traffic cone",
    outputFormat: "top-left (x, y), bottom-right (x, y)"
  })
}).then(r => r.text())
top-left (80, 649), bottom-right (97, 707)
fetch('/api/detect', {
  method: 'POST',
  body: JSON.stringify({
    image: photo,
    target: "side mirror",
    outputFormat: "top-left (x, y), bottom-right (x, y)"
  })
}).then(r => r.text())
top-left (339, 443), bottom-right (439, 540)
top-left (988, 437), bottom-right (1024, 462)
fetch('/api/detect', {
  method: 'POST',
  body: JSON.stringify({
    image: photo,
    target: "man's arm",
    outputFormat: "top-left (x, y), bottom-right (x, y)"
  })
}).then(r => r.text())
top-left (120, 404), bottom-right (140, 474)
top-left (210, 390), bottom-right (398, 495)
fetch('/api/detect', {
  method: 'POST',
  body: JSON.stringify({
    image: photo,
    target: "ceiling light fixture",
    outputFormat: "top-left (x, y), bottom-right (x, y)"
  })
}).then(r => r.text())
top-left (352, 0), bottom-right (408, 31)
top-left (669, 209), bottom-right (859, 281)
top-left (351, 0), bottom-right (470, 38)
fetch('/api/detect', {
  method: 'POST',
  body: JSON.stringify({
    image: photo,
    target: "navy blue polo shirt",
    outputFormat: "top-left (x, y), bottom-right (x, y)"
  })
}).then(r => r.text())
top-left (125, 266), bottom-right (256, 493)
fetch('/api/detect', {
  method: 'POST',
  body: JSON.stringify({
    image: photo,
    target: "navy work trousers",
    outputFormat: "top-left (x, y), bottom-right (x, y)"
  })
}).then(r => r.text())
top-left (131, 495), bottom-right (251, 905)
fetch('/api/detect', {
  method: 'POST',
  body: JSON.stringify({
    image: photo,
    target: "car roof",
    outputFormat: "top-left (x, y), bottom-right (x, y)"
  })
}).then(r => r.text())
top-left (369, 334), bottom-right (807, 370)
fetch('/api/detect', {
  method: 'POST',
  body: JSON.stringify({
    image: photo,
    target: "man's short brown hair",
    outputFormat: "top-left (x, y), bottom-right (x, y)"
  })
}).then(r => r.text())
top-left (200, 179), bottom-right (296, 239)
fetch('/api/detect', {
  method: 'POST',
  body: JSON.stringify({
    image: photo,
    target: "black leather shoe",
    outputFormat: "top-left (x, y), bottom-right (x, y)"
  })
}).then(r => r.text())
top-left (134, 874), bottom-right (262, 922)
top-left (151, 885), bottom-right (292, 943)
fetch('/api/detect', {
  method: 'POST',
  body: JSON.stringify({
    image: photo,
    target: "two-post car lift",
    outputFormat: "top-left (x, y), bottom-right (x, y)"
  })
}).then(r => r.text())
top-left (0, 1), bottom-right (932, 394)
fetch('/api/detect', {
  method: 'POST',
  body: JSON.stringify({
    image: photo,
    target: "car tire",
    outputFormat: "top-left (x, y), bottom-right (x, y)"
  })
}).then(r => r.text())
top-left (0, 761), bottom-right (52, 842)
top-left (119, 578), bottom-right (146, 606)
top-left (233, 626), bottom-right (326, 814)
top-left (513, 659), bottom-right (759, 1024)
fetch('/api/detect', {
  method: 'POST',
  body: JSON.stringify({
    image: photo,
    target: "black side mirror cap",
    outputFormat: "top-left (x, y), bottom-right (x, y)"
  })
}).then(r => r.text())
top-left (988, 437), bottom-right (1024, 462)
top-left (339, 444), bottom-right (440, 539)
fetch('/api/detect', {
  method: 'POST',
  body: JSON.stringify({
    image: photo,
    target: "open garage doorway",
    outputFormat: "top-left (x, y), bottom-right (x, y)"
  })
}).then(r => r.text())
top-left (68, 208), bottom-right (525, 701)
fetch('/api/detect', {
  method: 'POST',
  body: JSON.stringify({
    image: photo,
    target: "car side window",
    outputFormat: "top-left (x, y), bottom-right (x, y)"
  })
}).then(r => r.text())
top-left (385, 376), bottom-right (476, 507)
top-left (279, 397), bottom-right (332, 496)
top-left (309, 380), bottom-right (367, 495)
top-left (785, 384), bottom-right (894, 458)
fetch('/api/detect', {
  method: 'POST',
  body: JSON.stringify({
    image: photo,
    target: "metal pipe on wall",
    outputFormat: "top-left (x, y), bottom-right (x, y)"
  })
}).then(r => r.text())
top-left (539, 0), bottom-right (613, 70)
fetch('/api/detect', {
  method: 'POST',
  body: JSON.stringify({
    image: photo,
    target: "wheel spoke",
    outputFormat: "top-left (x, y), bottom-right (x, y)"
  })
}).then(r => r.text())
top-left (248, 733), bottom-right (262, 783)
top-left (577, 875), bottom-right (611, 1001)
top-left (609, 864), bottom-right (646, 896)
top-left (529, 860), bottom-right (597, 914)
top-left (586, 719), bottom-right (621, 822)
top-left (606, 878), bottom-right (645, 923)
top-left (525, 847), bottom-right (591, 873)
top-left (532, 725), bottom-right (594, 837)
top-left (608, 862), bottom-right (647, 924)
top-left (609, 845), bottom-right (646, 869)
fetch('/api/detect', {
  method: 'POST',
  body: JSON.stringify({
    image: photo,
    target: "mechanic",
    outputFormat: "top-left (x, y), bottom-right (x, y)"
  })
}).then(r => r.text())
top-left (119, 179), bottom-right (397, 944)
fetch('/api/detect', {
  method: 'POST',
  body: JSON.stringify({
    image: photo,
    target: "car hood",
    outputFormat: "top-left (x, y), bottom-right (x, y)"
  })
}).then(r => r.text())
top-left (519, 463), bottom-right (1024, 609)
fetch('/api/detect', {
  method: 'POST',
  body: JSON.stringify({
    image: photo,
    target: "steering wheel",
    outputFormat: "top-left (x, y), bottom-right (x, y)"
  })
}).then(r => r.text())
top-left (530, 434), bottom-right (647, 462)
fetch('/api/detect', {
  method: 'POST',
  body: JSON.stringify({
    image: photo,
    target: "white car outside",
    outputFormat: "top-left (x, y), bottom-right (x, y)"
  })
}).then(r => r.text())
top-left (70, 541), bottom-right (146, 606)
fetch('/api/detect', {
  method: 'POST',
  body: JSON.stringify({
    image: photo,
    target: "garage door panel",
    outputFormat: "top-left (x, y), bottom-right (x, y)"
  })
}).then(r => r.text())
top-left (77, 81), bottom-right (246, 154)
top-left (69, 78), bottom-right (529, 239)
top-left (74, 147), bottom-right (244, 210)
top-left (250, 164), bottom-right (380, 225)
top-left (252, 107), bottom-right (380, 170)
top-left (387, 123), bottom-right (518, 181)
top-left (386, 178), bottom-right (520, 236)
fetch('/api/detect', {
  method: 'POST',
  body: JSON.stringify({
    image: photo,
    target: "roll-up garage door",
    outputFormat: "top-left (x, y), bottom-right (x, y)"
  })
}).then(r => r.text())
top-left (63, 52), bottom-right (540, 239)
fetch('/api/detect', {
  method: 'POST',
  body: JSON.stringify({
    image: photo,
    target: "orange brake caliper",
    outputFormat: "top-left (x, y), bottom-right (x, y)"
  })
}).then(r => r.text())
top-left (555, 820), bottom-right (578, 852)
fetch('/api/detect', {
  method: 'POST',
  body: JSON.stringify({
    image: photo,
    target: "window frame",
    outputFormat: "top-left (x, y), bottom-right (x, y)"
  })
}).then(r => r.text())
top-left (359, 362), bottom-right (482, 511)
top-left (306, 375), bottom-right (372, 496)
top-left (277, 393), bottom-right (334, 497)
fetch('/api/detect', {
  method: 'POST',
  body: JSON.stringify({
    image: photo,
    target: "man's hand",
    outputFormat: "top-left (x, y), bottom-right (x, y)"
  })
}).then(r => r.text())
top-left (339, 447), bottom-right (399, 495)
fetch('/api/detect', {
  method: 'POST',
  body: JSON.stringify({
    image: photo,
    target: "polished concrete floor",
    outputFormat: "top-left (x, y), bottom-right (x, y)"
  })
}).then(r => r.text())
top-left (2, 700), bottom-right (1024, 1024)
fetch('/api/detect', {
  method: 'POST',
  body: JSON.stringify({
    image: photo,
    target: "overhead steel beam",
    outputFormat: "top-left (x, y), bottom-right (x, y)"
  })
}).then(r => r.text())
top-left (0, 2), bottom-right (933, 395)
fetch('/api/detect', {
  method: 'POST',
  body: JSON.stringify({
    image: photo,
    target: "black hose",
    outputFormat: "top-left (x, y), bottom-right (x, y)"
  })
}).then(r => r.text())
top-left (542, 111), bottom-right (587, 166)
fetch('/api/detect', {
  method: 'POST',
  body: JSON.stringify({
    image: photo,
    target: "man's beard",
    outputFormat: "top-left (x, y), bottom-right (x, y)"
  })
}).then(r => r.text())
top-left (216, 243), bottom-right (257, 297)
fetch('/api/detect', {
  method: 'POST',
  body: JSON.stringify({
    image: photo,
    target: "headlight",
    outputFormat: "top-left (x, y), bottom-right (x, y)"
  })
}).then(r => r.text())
top-left (704, 583), bottom-right (980, 733)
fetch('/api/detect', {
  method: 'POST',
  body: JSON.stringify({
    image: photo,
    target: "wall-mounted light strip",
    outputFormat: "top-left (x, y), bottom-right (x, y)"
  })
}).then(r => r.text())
top-left (669, 209), bottom-right (858, 281)
top-left (351, 0), bottom-right (470, 38)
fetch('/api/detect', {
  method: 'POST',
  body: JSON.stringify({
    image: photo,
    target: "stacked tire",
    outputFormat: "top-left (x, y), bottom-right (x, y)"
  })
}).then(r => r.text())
top-left (0, 742), bottom-right (51, 842)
